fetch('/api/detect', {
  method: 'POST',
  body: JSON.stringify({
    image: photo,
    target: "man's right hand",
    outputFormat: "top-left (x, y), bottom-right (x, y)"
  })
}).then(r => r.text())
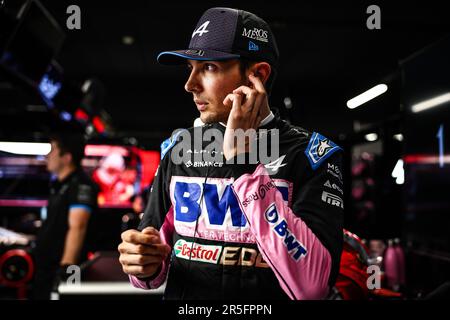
top-left (118, 227), bottom-right (171, 279)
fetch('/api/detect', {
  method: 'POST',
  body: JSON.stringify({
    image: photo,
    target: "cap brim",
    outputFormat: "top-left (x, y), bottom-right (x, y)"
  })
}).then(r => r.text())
top-left (157, 49), bottom-right (240, 65)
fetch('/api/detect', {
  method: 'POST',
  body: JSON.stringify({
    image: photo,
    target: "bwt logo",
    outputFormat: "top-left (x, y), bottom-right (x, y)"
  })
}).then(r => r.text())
top-left (173, 178), bottom-right (289, 229)
top-left (264, 204), bottom-right (307, 261)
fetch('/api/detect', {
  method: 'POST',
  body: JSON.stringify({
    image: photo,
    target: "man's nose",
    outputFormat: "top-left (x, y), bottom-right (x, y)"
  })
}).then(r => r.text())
top-left (184, 70), bottom-right (201, 93)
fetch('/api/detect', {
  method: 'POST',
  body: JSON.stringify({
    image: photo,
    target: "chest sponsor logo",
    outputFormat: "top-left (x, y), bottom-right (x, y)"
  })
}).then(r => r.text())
top-left (186, 149), bottom-right (223, 155)
top-left (264, 203), bottom-right (307, 261)
top-left (220, 246), bottom-right (269, 268)
top-left (174, 240), bottom-right (269, 268)
top-left (185, 160), bottom-right (223, 168)
top-left (321, 191), bottom-right (344, 209)
top-left (174, 239), bottom-right (221, 264)
top-left (171, 177), bottom-right (291, 242)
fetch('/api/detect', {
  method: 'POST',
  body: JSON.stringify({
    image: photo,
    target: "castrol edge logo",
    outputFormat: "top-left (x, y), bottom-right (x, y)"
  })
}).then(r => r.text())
top-left (174, 239), bottom-right (222, 264)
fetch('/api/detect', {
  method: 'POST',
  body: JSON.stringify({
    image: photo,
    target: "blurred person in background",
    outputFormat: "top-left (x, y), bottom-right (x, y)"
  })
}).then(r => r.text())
top-left (32, 132), bottom-right (98, 300)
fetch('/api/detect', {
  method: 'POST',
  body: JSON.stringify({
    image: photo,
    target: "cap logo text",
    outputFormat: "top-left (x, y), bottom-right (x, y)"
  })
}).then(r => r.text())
top-left (242, 27), bottom-right (268, 43)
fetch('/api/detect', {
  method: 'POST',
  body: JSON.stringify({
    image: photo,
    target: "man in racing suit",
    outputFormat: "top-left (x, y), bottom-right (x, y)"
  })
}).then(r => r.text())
top-left (118, 7), bottom-right (344, 300)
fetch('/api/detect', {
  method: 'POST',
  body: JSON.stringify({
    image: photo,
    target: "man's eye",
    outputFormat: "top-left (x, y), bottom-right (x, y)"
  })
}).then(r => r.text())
top-left (204, 63), bottom-right (217, 71)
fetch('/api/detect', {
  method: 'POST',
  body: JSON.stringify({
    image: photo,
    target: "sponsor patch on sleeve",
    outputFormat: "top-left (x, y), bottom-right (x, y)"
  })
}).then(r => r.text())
top-left (304, 132), bottom-right (342, 170)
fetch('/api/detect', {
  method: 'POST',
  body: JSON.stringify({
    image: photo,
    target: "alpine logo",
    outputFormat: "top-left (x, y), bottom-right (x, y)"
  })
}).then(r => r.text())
top-left (174, 239), bottom-right (222, 264)
top-left (242, 27), bottom-right (268, 43)
top-left (321, 191), bottom-right (344, 209)
top-left (264, 155), bottom-right (287, 175)
top-left (264, 203), bottom-right (307, 261)
top-left (248, 41), bottom-right (259, 51)
top-left (192, 21), bottom-right (210, 38)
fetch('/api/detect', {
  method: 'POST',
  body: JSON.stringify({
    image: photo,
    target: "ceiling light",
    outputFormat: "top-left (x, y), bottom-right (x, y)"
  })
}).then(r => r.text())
top-left (283, 97), bottom-right (293, 109)
top-left (365, 133), bottom-right (378, 142)
top-left (122, 36), bottom-right (135, 45)
top-left (81, 80), bottom-right (92, 93)
top-left (411, 92), bottom-right (450, 113)
top-left (0, 142), bottom-right (51, 155)
top-left (347, 84), bottom-right (388, 109)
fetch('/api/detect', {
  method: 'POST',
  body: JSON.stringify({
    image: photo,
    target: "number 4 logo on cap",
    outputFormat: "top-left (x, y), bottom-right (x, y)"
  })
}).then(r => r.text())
top-left (192, 21), bottom-right (210, 38)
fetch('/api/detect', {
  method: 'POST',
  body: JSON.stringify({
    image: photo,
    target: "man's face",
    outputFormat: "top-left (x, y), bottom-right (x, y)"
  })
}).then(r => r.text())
top-left (46, 141), bottom-right (65, 174)
top-left (184, 59), bottom-right (247, 123)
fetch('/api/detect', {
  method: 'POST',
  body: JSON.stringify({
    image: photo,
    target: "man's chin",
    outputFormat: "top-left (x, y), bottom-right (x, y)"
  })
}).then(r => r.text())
top-left (200, 113), bottom-right (215, 124)
top-left (200, 112), bottom-right (227, 124)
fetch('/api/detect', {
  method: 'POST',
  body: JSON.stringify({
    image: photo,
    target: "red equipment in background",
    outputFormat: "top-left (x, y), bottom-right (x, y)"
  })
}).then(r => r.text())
top-left (334, 229), bottom-right (402, 300)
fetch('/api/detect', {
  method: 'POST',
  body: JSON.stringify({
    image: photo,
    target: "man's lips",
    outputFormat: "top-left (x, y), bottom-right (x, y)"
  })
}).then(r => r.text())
top-left (195, 100), bottom-right (208, 111)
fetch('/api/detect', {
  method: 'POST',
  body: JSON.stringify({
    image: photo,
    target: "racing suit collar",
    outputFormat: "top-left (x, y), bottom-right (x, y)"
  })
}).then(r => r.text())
top-left (219, 111), bottom-right (275, 128)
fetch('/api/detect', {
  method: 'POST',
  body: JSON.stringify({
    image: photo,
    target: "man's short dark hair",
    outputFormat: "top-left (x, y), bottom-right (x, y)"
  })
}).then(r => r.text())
top-left (238, 57), bottom-right (277, 97)
top-left (50, 132), bottom-right (86, 168)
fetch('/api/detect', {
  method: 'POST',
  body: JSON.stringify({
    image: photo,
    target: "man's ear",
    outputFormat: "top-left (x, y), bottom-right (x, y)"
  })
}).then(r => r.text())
top-left (62, 152), bottom-right (73, 167)
top-left (249, 62), bottom-right (271, 86)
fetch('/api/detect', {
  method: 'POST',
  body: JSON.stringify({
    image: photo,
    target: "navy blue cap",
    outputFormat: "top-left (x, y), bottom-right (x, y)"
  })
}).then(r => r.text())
top-left (157, 7), bottom-right (279, 67)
